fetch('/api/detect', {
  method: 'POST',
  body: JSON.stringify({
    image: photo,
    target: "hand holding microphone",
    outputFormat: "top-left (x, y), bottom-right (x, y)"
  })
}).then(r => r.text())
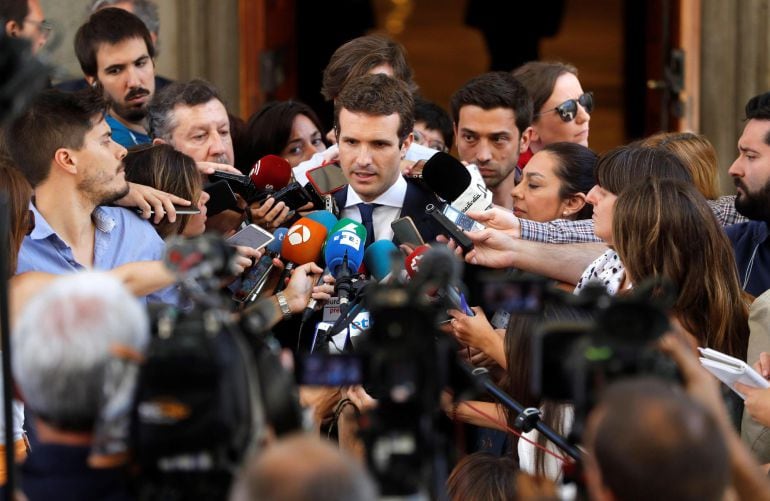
top-left (247, 155), bottom-right (295, 228)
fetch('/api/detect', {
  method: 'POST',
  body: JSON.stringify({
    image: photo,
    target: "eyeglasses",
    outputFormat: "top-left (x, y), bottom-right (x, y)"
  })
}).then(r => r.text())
top-left (536, 92), bottom-right (594, 122)
top-left (23, 19), bottom-right (53, 38)
top-left (412, 129), bottom-right (449, 153)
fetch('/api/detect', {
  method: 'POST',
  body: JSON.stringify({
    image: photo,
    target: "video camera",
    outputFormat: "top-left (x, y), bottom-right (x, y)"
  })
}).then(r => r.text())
top-left (478, 270), bottom-right (680, 437)
top-left (131, 235), bottom-right (302, 500)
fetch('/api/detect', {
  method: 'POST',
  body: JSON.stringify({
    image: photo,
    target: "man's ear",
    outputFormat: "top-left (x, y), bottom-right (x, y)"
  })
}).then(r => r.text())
top-left (52, 148), bottom-right (78, 175)
top-left (5, 19), bottom-right (21, 37)
top-left (152, 138), bottom-right (167, 146)
top-left (520, 126), bottom-right (533, 154)
top-left (400, 132), bottom-right (413, 158)
top-left (85, 75), bottom-right (101, 92)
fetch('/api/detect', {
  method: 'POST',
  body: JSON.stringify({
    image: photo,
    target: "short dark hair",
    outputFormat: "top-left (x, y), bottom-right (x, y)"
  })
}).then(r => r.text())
top-left (589, 379), bottom-right (730, 501)
top-left (244, 100), bottom-right (325, 169)
top-left (5, 89), bottom-right (108, 187)
top-left (322, 34), bottom-right (417, 102)
top-left (541, 142), bottom-right (597, 219)
top-left (147, 79), bottom-right (223, 141)
top-left (414, 96), bottom-right (454, 149)
top-left (450, 72), bottom-right (532, 135)
top-left (0, 0), bottom-right (28, 25)
top-left (596, 144), bottom-right (692, 195)
top-left (74, 7), bottom-right (155, 78)
top-left (90, 0), bottom-right (159, 36)
top-left (334, 73), bottom-right (414, 144)
top-left (744, 92), bottom-right (770, 145)
top-left (513, 61), bottom-right (578, 116)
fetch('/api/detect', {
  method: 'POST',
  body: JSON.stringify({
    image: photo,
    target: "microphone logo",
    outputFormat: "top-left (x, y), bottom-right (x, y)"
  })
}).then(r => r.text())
top-left (287, 224), bottom-right (312, 245)
top-left (408, 253), bottom-right (424, 274)
top-left (336, 231), bottom-right (362, 249)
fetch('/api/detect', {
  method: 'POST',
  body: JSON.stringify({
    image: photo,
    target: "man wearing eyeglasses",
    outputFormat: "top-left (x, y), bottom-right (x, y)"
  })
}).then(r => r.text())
top-left (450, 72), bottom-right (532, 210)
top-left (1, 0), bottom-right (51, 54)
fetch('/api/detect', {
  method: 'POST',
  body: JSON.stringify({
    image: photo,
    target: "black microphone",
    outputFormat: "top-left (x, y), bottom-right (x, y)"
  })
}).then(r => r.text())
top-left (421, 151), bottom-right (493, 213)
top-left (408, 245), bottom-right (474, 316)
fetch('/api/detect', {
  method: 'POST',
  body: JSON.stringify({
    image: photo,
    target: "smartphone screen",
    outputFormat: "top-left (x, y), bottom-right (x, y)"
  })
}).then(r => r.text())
top-left (442, 204), bottom-right (485, 232)
top-left (295, 353), bottom-right (365, 386)
top-left (307, 163), bottom-right (348, 195)
top-left (227, 223), bottom-right (274, 250)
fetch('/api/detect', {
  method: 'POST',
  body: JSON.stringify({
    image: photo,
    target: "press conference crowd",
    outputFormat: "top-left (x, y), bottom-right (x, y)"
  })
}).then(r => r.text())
top-left (4, 0), bottom-right (770, 499)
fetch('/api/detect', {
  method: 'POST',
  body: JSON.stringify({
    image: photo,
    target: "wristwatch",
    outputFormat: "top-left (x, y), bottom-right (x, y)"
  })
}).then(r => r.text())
top-left (275, 291), bottom-right (292, 320)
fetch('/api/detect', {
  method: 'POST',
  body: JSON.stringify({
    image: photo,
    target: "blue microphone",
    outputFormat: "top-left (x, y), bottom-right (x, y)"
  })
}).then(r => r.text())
top-left (325, 224), bottom-right (366, 309)
top-left (364, 240), bottom-right (399, 282)
top-left (305, 210), bottom-right (338, 233)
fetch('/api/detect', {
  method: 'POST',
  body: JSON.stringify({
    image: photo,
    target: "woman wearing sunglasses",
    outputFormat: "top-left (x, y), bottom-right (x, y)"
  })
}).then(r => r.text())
top-left (513, 61), bottom-right (592, 168)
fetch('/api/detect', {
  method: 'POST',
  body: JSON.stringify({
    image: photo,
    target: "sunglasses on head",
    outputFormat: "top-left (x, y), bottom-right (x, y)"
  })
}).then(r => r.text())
top-left (536, 92), bottom-right (594, 122)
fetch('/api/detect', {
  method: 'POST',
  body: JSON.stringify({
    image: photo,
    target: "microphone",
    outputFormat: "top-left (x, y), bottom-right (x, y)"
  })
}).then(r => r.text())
top-left (274, 217), bottom-right (328, 293)
top-left (404, 244), bottom-right (431, 279)
top-left (364, 240), bottom-right (399, 282)
top-left (299, 211), bottom-right (340, 322)
top-left (422, 151), bottom-right (493, 213)
top-left (325, 224), bottom-right (366, 309)
top-left (281, 217), bottom-right (328, 264)
top-left (405, 245), bottom-right (474, 316)
top-left (330, 217), bottom-right (368, 239)
top-left (305, 210), bottom-right (339, 233)
top-left (249, 154), bottom-right (292, 191)
top-left (164, 234), bottom-right (240, 279)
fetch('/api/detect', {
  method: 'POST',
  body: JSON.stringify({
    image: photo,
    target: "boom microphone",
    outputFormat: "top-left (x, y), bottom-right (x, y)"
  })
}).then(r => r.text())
top-left (421, 151), bottom-right (493, 213)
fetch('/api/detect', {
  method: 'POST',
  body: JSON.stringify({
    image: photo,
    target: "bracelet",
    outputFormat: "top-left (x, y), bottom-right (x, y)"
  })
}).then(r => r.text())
top-left (275, 291), bottom-right (292, 320)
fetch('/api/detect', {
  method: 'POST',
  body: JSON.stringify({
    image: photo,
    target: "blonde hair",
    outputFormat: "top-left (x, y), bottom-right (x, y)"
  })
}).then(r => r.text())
top-left (641, 132), bottom-right (720, 200)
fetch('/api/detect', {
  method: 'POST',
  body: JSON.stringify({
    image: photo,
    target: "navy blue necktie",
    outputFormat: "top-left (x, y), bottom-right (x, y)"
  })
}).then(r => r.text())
top-left (357, 203), bottom-right (379, 248)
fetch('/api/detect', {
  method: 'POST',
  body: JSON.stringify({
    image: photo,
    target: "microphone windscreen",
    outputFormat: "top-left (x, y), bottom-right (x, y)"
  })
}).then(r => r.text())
top-left (331, 218), bottom-right (368, 240)
top-left (250, 154), bottom-right (292, 190)
top-left (421, 151), bottom-right (472, 201)
top-left (305, 210), bottom-right (338, 232)
top-left (267, 227), bottom-right (288, 254)
top-left (364, 240), bottom-right (398, 281)
top-left (281, 217), bottom-right (328, 264)
top-left (325, 229), bottom-right (366, 276)
top-left (404, 244), bottom-right (432, 279)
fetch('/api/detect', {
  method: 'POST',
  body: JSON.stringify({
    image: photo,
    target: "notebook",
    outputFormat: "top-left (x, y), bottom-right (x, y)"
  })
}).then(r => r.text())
top-left (698, 347), bottom-right (770, 399)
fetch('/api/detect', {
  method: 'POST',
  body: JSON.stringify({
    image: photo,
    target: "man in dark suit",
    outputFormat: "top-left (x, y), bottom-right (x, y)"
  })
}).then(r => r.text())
top-left (332, 73), bottom-right (442, 246)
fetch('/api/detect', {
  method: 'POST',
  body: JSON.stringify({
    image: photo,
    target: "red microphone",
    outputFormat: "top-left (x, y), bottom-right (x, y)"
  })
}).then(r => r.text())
top-left (249, 154), bottom-right (292, 191)
top-left (404, 244), bottom-right (432, 279)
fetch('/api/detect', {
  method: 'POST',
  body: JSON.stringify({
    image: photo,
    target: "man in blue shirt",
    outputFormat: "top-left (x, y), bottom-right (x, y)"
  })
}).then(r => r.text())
top-left (5, 89), bottom-right (177, 305)
top-left (73, 7), bottom-right (155, 147)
